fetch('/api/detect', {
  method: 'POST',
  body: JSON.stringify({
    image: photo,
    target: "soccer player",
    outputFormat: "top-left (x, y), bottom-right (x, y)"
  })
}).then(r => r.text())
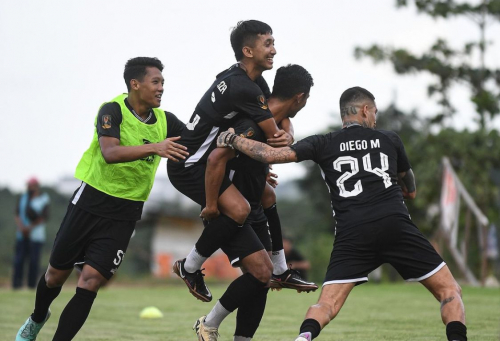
top-left (167, 19), bottom-right (293, 302)
top-left (194, 64), bottom-right (315, 341)
top-left (15, 57), bottom-right (188, 341)
top-left (216, 87), bottom-right (467, 341)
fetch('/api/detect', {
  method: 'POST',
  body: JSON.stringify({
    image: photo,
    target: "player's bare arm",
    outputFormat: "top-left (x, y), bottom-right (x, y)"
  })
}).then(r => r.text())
top-left (268, 117), bottom-right (294, 147)
top-left (217, 130), bottom-right (298, 164)
top-left (201, 147), bottom-right (236, 221)
top-left (99, 135), bottom-right (188, 163)
top-left (257, 117), bottom-right (294, 147)
top-left (397, 169), bottom-right (417, 199)
top-left (279, 117), bottom-right (294, 137)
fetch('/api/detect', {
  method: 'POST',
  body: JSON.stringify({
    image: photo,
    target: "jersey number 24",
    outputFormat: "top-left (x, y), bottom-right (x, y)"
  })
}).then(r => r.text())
top-left (334, 153), bottom-right (392, 198)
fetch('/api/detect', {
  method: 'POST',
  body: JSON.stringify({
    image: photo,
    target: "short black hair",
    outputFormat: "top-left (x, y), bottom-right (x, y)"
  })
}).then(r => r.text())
top-left (123, 57), bottom-right (164, 91)
top-left (271, 64), bottom-right (314, 100)
top-left (230, 20), bottom-right (273, 61)
top-left (339, 86), bottom-right (375, 118)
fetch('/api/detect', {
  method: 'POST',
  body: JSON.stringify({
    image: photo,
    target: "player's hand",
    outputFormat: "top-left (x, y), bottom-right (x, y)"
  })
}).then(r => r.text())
top-left (267, 130), bottom-right (293, 147)
top-left (217, 128), bottom-right (236, 148)
top-left (266, 165), bottom-right (278, 188)
top-left (156, 136), bottom-right (189, 162)
top-left (200, 206), bottom-right (220, 221)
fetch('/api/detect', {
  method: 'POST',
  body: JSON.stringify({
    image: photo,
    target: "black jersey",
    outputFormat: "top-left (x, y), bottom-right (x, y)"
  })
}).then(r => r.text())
top-left (175, 64), bottom-right (273, 168)
top-left (228, 118), bottom-right (268, 210)
top-left (291, 124), bottom-right (411, 230)
top-left (96, 99), bottom-right (185, 140)
top-left (73, 100), bottom-right (185, 221)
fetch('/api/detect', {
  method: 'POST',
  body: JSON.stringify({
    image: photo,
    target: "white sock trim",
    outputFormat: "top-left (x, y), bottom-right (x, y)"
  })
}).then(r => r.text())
top-left (271, 250), bottom-right (287, 275)
top-left (184, 246), bottom-right (207, 273)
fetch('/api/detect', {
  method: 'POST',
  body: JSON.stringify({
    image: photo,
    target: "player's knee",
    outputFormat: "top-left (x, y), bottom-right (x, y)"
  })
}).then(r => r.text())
top-left (45, 274), bottom-right (64, 288)
top-left (78, 270), bottom-right (107, 292)
top-left (79, 275), bottom-right (106, 292)
top-left (316, 300), bottom-right (339, 321)
top-left (233, 201), bottom-right (251, 224)
top-left (450, 281), bottom-right (462, 298)
top-left (45, 269), bottom-right (67, 288)
top-left (439, 281), bottom-right (462, 303)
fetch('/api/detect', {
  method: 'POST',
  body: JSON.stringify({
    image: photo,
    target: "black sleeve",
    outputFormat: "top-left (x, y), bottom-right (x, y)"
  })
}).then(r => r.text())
top-left (97, 102), bottom-right (122, 139)
top-left (290, 134), bottom-right (327, 163)
top-left (230, 78), bottom-right (273, 124)
top-left (165, 111), bottom-right (185, 138)
top-left (386, 131), bottom-right (411, 172)
top-left (232, 118), bottom-right (264, 141)
top-left (254, 76), bottom-right (271, 99)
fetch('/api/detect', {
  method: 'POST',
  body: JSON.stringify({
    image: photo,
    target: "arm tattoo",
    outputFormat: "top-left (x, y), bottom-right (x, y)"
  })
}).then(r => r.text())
top-left (401, 169), bottom-right (416, 193)
top-left (231, 136), bottom-right (297, 164)
top-left (441, 296), bottom-right (455, 308)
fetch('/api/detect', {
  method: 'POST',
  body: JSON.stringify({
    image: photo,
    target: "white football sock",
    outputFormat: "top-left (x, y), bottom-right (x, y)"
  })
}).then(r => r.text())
top-left (184, 246), bottom-right (207, 273)
top-left (271, 249), bottom-right (288, 275)
top-left (204, 301), bottom-right (231, 328)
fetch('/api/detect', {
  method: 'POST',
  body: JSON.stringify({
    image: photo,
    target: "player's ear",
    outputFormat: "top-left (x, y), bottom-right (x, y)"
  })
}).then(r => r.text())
top-left (361, 105), bottom-right (369, 118)
top-left (296, 93), bottom-right (306, 104)
top-left (242, 46), bottom-right (253, 58)
top-left (130, 79), bottom-right (140, 91)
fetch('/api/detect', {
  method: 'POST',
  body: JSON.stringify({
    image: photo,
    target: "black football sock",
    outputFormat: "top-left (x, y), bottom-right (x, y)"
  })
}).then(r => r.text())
top-left (264, 204), bottom-right (288, 275)
top-left (52, 287), bottom-right (97, 341)
top-left (235, 286), bottom-right (269, 338)
top-left (446, 321), bottom-right (467, 341)
top-left (264, 204), bottom-right (283, 251)
top-left (219, 273), bottom-right (267, 313)
top-left (195, 214), bottom-right (241, 257)
top-left (31, 274), bottom-right (62, 323)
top-left (299, 318), bottom-right (321, 340)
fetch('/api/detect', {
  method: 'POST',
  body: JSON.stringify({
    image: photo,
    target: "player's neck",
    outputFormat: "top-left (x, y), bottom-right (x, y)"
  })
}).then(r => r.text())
top-left (127, 94), bottom-right (151, 119)
top-left (238, 61), bottom-right (263, 81)
top-left (343, 119), bottom-right (362, 128)
top-left (268, 98), bottom-right (289, 124)
top-left (343, 119), bottom-right (372, 129)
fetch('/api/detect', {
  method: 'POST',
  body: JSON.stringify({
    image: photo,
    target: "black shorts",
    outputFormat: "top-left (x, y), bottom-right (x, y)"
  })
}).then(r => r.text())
top-left (49, 204), bottom-right (136, 280)
top-left (324, 215), bottom-right (445, 286)
top-left (221, 219), bottom-right (269, 267)
top-left (229, 168), bottom-right (266, 210)
top-left (167, 162), bottom-right (232, 207)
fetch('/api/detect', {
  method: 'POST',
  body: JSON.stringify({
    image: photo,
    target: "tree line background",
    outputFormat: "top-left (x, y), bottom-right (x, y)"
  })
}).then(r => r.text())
top-left (0, 0), bottom-right (499, 285)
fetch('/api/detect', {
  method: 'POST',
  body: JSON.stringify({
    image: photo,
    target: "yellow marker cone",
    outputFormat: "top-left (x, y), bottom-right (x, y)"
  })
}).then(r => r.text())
top-left (139, 306), bottom-right (163, 319)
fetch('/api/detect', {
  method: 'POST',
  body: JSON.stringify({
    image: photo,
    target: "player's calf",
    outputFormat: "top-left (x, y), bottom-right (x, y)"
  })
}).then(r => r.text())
top-left (239, 250), bottom-right (273, 284)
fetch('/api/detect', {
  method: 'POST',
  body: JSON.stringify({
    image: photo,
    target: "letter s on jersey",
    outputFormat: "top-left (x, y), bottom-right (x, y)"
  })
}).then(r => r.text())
top-left (113, 250), bottom-right (125, 266)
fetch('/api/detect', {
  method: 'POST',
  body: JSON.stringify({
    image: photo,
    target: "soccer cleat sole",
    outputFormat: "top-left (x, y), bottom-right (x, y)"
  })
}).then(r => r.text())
top-left (270, 280), bottom-right (318, 293)
top-left (172, 261), bottom-right (212, 303)
top-left (193, 317), bottom-right (203, 341)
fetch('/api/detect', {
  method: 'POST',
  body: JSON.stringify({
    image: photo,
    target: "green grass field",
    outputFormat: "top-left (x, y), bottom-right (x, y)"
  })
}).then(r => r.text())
top-left (1, 282), bottom-right (499, 340)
